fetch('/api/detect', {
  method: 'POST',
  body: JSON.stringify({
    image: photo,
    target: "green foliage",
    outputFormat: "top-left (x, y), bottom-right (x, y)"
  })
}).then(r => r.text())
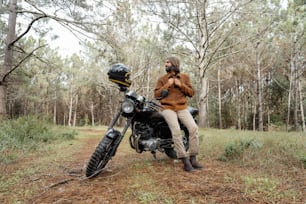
top-left (58, 130), bottom-right (77, 140)
top-left (297, 153), bottom-right (306, 168)
top-left (0, 116), bottom-right (53, 148)
top-left (0, 116), bottom-right (77, 163)
top-left (202, 129), bottom-right (305, 171)
top-left (218, 139), bottom-right (261, 161)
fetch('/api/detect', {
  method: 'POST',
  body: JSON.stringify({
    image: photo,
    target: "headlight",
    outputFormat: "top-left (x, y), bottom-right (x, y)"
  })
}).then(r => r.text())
top-left (122, 99), bottom-right (134, 114)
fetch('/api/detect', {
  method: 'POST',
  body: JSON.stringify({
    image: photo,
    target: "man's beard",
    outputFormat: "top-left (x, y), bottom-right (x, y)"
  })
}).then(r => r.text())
top-left (166, 66), bottom-right (180, 73)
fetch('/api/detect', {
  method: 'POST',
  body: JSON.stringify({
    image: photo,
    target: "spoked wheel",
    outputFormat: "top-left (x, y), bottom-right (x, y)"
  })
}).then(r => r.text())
top-left (86, 136), bottom-right (117, 178)
top-left (164, 127), bottom-right (189, 159)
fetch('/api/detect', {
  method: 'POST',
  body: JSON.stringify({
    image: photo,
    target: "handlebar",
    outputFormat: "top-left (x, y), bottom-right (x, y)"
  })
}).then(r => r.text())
top-left (144, 100), bottom-right (163, 112)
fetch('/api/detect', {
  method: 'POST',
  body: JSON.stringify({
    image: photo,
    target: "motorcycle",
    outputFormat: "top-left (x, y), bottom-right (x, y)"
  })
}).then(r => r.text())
top-left (85, 64), bottom-right (199, 178)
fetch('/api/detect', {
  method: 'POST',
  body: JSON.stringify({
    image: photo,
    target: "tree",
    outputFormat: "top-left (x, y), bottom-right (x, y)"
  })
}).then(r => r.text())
top-left (0, 0), bottom-right (108, 119)
top-left (275, 0), bottom-right (306, 131)
top-left (0, 0), bottom-right (304, 131)
top-left (140, 0), bottom-right (257, 127)
top-left (0, 0), bottom-right (17, 118)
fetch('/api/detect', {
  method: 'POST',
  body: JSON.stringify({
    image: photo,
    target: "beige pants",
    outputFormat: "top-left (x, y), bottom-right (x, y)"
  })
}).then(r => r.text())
top-left (162, 109), bottom-right (199, 158)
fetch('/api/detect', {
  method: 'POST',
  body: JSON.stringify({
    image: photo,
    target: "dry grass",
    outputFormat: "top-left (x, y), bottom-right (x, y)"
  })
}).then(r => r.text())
top-left (0, 127), bottom-right (305, 204)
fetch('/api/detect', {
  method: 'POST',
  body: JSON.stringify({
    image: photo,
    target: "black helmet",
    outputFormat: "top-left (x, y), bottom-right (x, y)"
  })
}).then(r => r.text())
top-left (107, 63), bottom-right (132, 88)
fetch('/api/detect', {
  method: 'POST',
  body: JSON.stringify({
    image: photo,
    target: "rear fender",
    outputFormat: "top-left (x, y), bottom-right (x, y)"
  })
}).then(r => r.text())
top-left (187, 106), bottom-right (199, 118)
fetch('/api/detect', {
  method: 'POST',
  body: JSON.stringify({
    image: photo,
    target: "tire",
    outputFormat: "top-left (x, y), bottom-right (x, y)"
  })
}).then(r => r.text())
top-left (164, 127), bottom-right (189, 159)
top-left (86, 136), bottom-right (117, 178)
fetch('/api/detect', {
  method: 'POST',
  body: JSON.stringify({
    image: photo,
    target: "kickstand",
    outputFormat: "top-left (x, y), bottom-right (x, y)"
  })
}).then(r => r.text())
top-left (151, 151), bottom-right (157, 159)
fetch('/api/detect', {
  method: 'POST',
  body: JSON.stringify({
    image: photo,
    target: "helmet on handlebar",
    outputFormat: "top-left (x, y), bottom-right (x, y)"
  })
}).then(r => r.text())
top-left (108, 63), bottom-right (132, 88)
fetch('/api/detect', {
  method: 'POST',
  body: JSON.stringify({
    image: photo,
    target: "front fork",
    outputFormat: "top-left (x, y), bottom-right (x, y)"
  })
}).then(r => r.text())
top-left (106, 112), bottom-right (134, 157)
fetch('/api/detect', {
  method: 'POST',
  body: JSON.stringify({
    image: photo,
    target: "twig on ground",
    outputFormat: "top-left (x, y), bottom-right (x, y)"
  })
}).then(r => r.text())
top-left (47, 178), bottom-right (75, 189)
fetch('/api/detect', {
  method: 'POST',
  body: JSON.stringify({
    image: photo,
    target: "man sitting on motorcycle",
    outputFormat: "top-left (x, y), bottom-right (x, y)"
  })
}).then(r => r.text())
top-left (154, 56), bottom-right (203, 172)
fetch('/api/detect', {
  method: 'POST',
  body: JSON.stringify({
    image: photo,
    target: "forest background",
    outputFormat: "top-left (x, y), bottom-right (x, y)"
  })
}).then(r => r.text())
top-left (0, 0), bottom-right (305, 132)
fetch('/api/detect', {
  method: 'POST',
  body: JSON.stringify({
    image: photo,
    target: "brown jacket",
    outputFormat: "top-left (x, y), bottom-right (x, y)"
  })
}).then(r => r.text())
top-left (154, 72), bottom-right (194, 111)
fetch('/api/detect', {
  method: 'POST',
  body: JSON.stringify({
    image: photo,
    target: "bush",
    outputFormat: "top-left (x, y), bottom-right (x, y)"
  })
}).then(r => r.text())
top-left (218, 139), bottom-right (261, 162)
top-left (57, 130), bottom-right (77, 140)
top-left (0, 116), bottom-right (76, 151)
top-left (0, 116), bottom-right (52, 148)
top-left (0, 116), bottom-right (78, 164)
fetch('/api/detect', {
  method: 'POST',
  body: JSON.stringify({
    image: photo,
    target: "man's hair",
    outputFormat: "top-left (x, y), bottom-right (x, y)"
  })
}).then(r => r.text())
top-left (167, 56), bottom-right (180, 69)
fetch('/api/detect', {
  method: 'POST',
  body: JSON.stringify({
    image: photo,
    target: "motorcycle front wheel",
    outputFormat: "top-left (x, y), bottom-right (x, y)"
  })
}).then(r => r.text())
top-left (86, 136), bottom-right (117, 178)
top-left (164, 126), bottom-right (189, 159)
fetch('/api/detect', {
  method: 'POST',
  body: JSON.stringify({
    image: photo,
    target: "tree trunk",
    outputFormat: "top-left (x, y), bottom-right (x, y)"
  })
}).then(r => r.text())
top-left (236, 79), bottom-right (241, 130)
top-left (298, 80), bottom-right (305, 132)
top-left (0, 0), bottom-right (17, 119)
top-left (53, 91), bottom-right (57, 125)
top-left (198, 74), bottom-right (208, 128)
top-left (73, 95), bottom-right (78, 127)
top-left (108, 93), bottom-right (113, 124)
top-left (206, 79), bottom-right (210, 127)
top-left (196, 2), bottom-right (209, 128)
top-left (293, 58), bottom-right (299, 131)
top-left (53, 101), bottom-right (57, 125)
top-left (256, 45), bottom-right (264, 131)
top-left (286, 67), bottom-right (292, 132)
top-left (146, 66), bottom-right (151, 99)
top-left (0, 86), bottom-right (6, 119)
top-left (217, 67), bottom-right (222, 129)
top-left (68, 94), bottom-right (73, 126)
top-left (91, 102), bottom-right (95, 126)
top-left (253, 101), bottom-right (256, 131)
top-left (267, 107), bottom-right (271, 131)
top-left (287, 33), bottom-right (300, 131)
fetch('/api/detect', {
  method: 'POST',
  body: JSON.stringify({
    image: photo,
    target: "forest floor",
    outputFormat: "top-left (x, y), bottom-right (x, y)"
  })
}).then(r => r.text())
top-left (1, 128), bottom-right (305, 204)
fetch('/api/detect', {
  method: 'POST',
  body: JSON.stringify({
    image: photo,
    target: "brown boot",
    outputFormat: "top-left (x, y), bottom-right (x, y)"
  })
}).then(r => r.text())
top-left (181, 157), bottom-right (195, 172)
top-left (190, 155), bottom-right (203, 169)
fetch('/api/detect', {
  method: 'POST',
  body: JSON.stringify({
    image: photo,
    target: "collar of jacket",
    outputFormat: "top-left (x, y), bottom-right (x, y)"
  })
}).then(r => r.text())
top-left (166, 72), bottom-right (180, 78)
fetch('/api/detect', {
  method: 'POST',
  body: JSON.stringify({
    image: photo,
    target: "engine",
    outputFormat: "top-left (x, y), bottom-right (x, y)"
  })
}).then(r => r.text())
top-left (131, 122), bottom-right (160, 152)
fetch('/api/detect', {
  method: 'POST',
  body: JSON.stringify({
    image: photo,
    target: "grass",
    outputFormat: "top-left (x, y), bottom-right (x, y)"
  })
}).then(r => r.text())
top-left (0, 116), bottom-right (77, 203)
top-left (0, 116), bottom-right (78, 165)
top-left (0, 125), bottom-right (305, 203)
top-left (199, 129), bottom-right (305, 169)
top-left (198, 128), bottom-right (305, 203)
top-left (124, 171), bottom-right (177, 204)
top-left (241, 175), bottom-right (299, 202)
top-left (0, 133), bottom-right (82, 200)
top-left (0, 118), bottom-right (95, 203)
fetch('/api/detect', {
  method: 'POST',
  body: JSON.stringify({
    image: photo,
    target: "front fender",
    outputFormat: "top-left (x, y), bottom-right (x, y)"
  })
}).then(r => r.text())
top-left (106, 128), bottom-right (121, 140)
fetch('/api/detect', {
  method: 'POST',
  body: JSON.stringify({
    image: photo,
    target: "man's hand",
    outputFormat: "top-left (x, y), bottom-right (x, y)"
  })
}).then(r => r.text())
top-left (167, 78), bottom-right (174, 86)
top-left (174, 78), bottom-right (182, 87)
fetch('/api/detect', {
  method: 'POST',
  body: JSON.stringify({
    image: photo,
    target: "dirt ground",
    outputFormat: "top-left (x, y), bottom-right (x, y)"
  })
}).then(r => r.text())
top-left (1, 130), bottom-right (305, 204)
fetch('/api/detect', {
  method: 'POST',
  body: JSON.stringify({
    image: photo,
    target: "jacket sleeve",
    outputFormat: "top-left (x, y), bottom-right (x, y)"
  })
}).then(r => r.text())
top-left (179, 74), bottom-right (194, 97)
top-left (154, 77), bottom-right (169, 98)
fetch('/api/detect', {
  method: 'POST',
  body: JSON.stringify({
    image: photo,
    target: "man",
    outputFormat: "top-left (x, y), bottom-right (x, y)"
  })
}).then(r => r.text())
top-left (154, 56), bottom-right (203, 172)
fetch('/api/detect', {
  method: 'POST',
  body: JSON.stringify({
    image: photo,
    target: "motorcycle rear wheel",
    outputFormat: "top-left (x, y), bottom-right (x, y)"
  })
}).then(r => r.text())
top-left (85, 136), bottom-right (116, 178)
top-left (164, 127), bottom-right (189, 159)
